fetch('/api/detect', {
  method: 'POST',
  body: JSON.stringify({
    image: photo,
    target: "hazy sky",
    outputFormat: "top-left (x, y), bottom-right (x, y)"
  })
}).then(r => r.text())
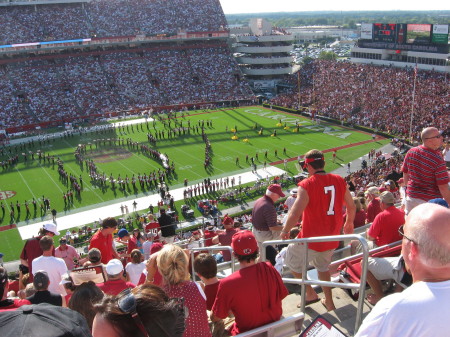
top-left (219, 0), bottom-right (450, 14)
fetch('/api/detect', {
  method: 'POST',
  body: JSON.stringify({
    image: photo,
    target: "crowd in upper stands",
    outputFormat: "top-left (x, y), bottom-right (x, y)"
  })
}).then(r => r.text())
top-left (0, 43), bottom-right (253, 129)
top-left (0, 0), bottom-right (227, 44)
top-left (272, 60), bottom-right (449, 140)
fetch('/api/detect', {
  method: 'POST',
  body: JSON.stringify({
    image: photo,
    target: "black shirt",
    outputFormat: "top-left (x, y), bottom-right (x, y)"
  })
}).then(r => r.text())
top-left (158, 214), bottom-right (176, 237)
top-left (27, 290), bottom-right (62, 306)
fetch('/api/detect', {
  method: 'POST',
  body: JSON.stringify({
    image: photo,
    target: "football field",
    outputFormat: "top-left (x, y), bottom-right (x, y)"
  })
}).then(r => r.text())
top-left (0, 106), bottom-right (389, 261)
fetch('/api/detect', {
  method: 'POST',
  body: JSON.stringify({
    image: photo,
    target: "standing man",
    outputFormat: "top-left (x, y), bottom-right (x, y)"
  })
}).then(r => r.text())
top-left (158, 208), bottom-right (176, 243)
top-left (211, 231), bottom-right (288, 335)
top-left (251, 184), bottom-right (285, 253)
top-left (89, 217), bottom-right (121, 264)
top-left (355, 203), bottom-right (450, 337)
top-left (212, 215), bottom-right (240, 262)
top-left (281, 149), bottom-right (355, 311)
top-left (401, 127), bottom-right (449, 213)
top-left (20, 223), bottom-right (58, 280)
top-left (55, 238), bottom-right (80, 270)
top-left (284, 189), bottom-right (297, 211)
top-left (32, 236), bottom-right (68, 296)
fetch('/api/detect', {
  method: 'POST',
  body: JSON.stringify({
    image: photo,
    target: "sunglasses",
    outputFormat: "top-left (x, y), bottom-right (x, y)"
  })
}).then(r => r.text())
top-left (117, 288), bottom-right (186, 337)
top-left (398, 225), bottom-right (417, 245)
top-left (424, 134), bottom-right (443, 140)
top-left (117, 288), bottom-right (150, 337)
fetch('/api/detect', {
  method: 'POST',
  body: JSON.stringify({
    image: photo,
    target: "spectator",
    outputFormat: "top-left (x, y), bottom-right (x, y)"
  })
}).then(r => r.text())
top-left (365, 187), bottom-right (382, 224)
top-left (193, 253), bottom-right (220, 311)
top-left (92, 284), bottom-right (185, 337)
top-left (158, 209), bottom-right (176, 244)
top-left (401, 127), bottom-right (450, 213)
top-left (211, 231), bottom-right (288, 335)
top-left (157, 244), bottom-right (211, 337)
top-left (0, 267), bottom-right (31, 311)
top-left (211, 214), bottom-right (239, 262)
top-left (32, 235), bottom-right (68, 296)
top-left (89, 217), bottom-right (121, 264)
top-left (20, 223), bottom-right (58, 280)
top-left (55, 237), bottom-right (80, 270)
top-left (97, 259), bottom-right (135, 296)
top-left (351, 191), bottom-right (404, 254)
top-left (355, 203), bottom-right (450, 337)
top-left (282, 149), bottom-right (355, 311)
top-left (142, 233), bottom-right (154, 260)
top-left (26, 270), bottom-right (65, 306)
top-left (125, 249), bottom-right (146, 286)
top-left (60, 273), bottom-right (76, 304)
top-left (346, 197), bottom-right (366, 228)
top-left (68, 281), bottom-right (104, 330)
top-left (83, 248), bottom-right (103, 267)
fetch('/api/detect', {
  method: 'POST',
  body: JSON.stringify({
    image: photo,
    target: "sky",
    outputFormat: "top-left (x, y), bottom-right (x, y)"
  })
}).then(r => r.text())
top-left (219, 0), bottom-right (450, 14)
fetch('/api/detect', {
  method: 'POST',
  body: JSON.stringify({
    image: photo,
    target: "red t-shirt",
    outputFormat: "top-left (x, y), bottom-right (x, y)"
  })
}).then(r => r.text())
top-left (297, 173), bottom-right (347, 252)
top-left (218, 228), bottom-right (240, 261)
top-left (204, 281), bottom-right (220, 311)
top-left (0, 299), bottom-right (31, 311)
top-left (367, 198), bottom-right (382, 223)
top-left (402, 145), bottom-right (449, 201)
top-left (97, 279), bottom-right (135, 296)
top-left (367, 206), bottom-right (404, 247)
top-left (144, 221), bottom-right (160, 238)
top-left (212, 262), bottom-right (288, 335)
top-left (203, 230), bottom-right (216, 247)
top-left (89, 230), bottom-right (114, 264)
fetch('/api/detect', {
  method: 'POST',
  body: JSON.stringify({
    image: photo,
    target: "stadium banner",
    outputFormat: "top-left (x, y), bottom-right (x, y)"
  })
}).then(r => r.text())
top-left (360, 23), bottom-right (373, 39)
top-left (357, 40), bottom-right (449, 54)
top-left (432, 24), bottom-right (449, 44)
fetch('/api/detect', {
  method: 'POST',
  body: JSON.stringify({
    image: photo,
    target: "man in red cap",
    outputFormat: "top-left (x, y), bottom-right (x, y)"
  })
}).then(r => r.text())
top-left (251, 184), bottom-right (285, 253)
top-left (281, 149), bottom-right (355, 311)
top-left (211, 231), bottom-right (288, 335)
top-left (212, 214), bottom-right (239, 262)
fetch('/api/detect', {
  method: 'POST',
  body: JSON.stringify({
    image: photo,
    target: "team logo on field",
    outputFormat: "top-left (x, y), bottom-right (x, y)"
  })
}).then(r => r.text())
top-left (0, 191), bottom-right (16, 200)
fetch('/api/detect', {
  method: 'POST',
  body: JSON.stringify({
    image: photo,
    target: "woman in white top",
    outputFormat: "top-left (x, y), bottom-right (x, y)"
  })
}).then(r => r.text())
top-left (125, 249), bottom-right (146, 285)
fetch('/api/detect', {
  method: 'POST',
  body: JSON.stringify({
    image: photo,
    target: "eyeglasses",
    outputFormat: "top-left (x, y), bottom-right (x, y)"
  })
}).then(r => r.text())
top-left (398, 225), bottom-right (417, 245)
top-left (117, 288), bottom-right (150, 337)
top-left (424, 134), bottom-right (443, 140)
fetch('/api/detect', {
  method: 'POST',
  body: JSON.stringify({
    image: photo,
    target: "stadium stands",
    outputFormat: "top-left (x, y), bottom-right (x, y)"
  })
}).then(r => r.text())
top-left (272, 60), bottom-right (449, 140)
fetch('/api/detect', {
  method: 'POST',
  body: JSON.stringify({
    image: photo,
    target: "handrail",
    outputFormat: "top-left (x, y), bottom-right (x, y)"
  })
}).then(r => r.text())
top-left (188, 246), bottom-right (235, 281)
top-left (262, 234), bottom-right (369, 335)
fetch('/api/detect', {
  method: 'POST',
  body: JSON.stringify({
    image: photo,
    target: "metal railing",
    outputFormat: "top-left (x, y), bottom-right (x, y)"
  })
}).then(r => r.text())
top-left (188, 246), bottom-right (235, 280)
top-left (262, 234), bottom-right (370, 334)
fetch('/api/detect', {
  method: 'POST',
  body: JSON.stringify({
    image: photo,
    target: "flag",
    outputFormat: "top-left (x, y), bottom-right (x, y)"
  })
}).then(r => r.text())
top-left (414, 64), bottom-right (418, 77)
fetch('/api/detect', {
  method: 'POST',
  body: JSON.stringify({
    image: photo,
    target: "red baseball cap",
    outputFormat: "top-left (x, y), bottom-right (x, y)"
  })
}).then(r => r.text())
top-left (232, 231), bottom-right (258, 256)
top-left (222, 214), bottom-right (234, 226)
top-left (267, 184), bottom-right (285, 197)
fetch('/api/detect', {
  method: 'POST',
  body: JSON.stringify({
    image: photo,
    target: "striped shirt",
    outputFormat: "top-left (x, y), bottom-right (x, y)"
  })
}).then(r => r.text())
top-left (401, 145), bottom-right (449, 201)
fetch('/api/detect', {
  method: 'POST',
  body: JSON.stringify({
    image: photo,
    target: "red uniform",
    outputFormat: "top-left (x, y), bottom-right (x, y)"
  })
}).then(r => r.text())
top-left (144, 221), bottom-right (160, 239)
top-left (89, 230), bottom-right (114, 264)
top-left (297, 173), bottom-right (347, 252)
top-left (212, 262), bottom-right (288, 335)
top-left (367, 206), bottom-right (404, 247)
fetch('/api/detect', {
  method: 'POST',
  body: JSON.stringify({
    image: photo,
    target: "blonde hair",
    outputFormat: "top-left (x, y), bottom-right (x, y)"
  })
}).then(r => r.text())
top-left (156, 244), bottom-right (189, 285)
top-left (353, 197), bottom-right (362, 213)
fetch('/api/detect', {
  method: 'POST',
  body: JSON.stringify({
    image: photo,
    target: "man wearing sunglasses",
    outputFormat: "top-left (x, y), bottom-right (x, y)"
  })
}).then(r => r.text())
top-left (401, 127), bottom-right (449, 214)
top-left (356, 203), bottom-right (450, 337)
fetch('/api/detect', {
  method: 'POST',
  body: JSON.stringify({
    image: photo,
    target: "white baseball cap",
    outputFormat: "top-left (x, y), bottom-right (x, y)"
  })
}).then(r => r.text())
top-left (43, 223), bottom-right (60, 236)
top-left (106, 259), bottom-right (124, 275)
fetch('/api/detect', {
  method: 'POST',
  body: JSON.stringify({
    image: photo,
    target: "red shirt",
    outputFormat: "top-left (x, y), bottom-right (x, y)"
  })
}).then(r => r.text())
top-left (89, 230), bottom-right (114, 264)
top-left (203, 230), bottom-right (216, 247)
top-left (213, 262), bottom-right (288, 335)
top-left (297, 173), bottom-right (347, 252)
top-left (97, 279), bottom-right (135, 296)
top-left (0, 299), bottom-right (31, 311)
top-left (218, 228), bottom-right (240, 261)
top-left (401, 145), bottom-right (449, 201)
top-left (144, 221), bottom-right (160, 238)
top-left (367, 206), bottom-right (404, 247)
top-left (367, 198), bottom-right (382, 223)
top-left (20, 236), bottom-right (55, 280)
top-left (204, 281), bottom-right (220, 311)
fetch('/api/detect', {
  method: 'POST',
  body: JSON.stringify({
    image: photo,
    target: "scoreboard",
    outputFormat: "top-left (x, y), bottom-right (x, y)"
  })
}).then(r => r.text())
top-left (373, 23), bottom-right (397, 43)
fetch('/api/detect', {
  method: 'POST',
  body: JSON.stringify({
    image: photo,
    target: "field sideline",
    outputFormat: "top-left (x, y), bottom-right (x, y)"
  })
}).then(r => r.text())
top-left (0, 106), bottom-right (389, 261)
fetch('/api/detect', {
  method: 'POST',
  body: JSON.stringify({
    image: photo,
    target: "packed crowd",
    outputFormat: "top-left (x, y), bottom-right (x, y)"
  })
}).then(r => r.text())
top-left (0, 44), bottom-right (253, 129)
top-left (272, 60), bottom-right (449, 141)
top-left (0, 0), bottom-right (227, 44)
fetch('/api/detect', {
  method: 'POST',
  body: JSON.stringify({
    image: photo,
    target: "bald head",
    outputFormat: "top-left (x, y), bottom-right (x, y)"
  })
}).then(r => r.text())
top-left (421, 127), bottom-right (443, 150)
top-left (406, 203), bottom-right (450, 267)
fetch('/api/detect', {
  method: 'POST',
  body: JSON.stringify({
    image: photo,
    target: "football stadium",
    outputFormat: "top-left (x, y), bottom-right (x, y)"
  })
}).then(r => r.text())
top-left (0, 1), bottom-right (449, 336)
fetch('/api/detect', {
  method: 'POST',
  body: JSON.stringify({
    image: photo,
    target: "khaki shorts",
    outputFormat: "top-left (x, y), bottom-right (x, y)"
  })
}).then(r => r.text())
top-left (252, 228), bottom-right (280, 252)
top-left (405, 196), bottom-right (426, 215)
top-left (368, 256), bottom-right (407, 288)
top-left (285, 243), bottom-right (334, 273)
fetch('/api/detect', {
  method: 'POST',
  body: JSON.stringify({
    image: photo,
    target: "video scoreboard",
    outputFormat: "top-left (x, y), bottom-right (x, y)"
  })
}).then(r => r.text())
top-left (360, 23), bottom-right (449, 53)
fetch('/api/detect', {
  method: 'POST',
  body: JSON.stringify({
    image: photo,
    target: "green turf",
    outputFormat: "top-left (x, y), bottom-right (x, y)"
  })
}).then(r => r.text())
top-left (0, 106), bottom-right (389, 262)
